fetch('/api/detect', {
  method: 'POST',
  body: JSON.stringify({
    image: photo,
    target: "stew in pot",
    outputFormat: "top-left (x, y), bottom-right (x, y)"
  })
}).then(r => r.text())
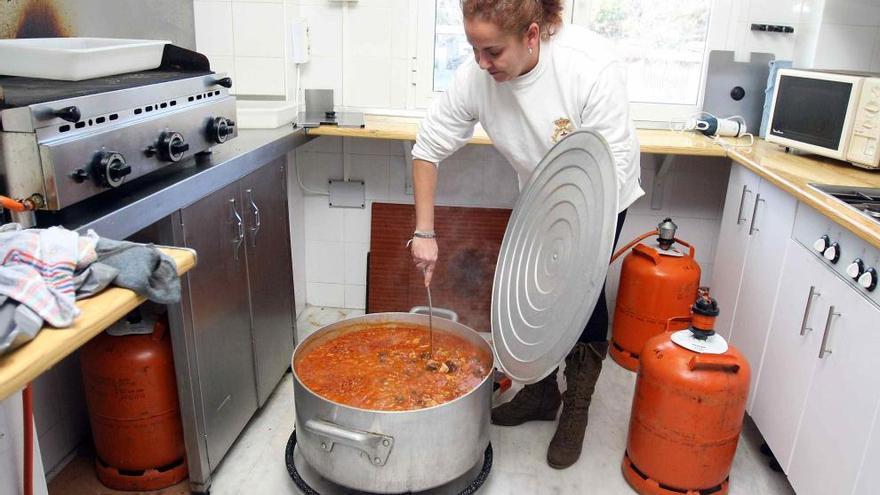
top-left (296, 325), bottom-right (492, 411)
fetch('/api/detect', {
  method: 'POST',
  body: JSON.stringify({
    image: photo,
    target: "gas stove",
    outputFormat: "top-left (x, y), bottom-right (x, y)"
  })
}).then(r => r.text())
top-left (811, 184), bottom-right (880, 225)
top-left (0, 44), bottom-right (237, 224)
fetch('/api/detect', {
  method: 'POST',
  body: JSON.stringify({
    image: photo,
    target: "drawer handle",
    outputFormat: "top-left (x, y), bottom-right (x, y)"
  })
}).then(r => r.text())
top-left (748, 194), bottom-right (765, 235)
top-left (246, 188), bottom-right (261, 248)
top-left (736, 185), bottom-right (751, 225)
top-left (230, 198), bottom-right (245, 261)
top-left (818, 306), bottom-right (840, 359)
top-left (799, 286), bottom-right (820, 336)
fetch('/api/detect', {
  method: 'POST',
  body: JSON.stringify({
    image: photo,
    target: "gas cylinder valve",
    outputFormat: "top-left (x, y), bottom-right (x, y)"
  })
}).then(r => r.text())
top-left (657, 218), bottom-right (677, 250)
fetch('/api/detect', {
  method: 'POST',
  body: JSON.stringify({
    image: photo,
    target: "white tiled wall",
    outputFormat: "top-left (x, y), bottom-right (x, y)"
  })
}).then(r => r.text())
top-left (30, 353), bottom-right (89, 479)
top-left (286, 151), bottom-right (308, 318)
top-left (195, 0), bottom-right (880, 110)
top-left (811, 0), bottom-right (880, 71)
top-left (293, 137), bottom-right (729, 312)
top-left (293, 0), bottom-right (413, 109)
top-left (194, 0), bottom-right (299, 98)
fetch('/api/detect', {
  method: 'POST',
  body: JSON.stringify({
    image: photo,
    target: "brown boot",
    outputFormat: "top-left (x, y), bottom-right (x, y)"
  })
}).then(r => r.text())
top-left (491, 371), bottom-right (561, 426)
top-left (547, 341), bottom-right (607, 469)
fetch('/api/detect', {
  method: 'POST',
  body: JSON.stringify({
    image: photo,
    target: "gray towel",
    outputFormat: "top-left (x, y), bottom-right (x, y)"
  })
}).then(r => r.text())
top-left (93, 238), bottom-right (181, 304)
top-left (0, 224), bottom-right (182, 356)
top-left (0, 296), bottom-right (43, 354)
top-left (73, 262), bottom-right (119, 300)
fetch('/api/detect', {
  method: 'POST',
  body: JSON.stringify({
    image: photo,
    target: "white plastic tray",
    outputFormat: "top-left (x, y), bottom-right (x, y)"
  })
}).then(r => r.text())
top-left (0, 38), bottom-right (169, 81)
top-left (236, 100), bottom-right (299, 129)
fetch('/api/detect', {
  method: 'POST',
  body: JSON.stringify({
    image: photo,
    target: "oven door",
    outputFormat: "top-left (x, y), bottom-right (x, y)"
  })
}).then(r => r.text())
top-left (766, 69), bottom-right (863, 160)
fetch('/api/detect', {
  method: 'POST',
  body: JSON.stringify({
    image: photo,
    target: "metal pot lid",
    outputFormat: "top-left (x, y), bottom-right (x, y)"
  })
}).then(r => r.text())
top-left (492, 130), bottom-right (619, 383)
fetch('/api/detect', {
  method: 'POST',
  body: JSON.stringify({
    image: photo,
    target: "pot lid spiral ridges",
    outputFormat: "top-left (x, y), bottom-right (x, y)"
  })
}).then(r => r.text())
top-left (491, 130), bottom-right (619, 383)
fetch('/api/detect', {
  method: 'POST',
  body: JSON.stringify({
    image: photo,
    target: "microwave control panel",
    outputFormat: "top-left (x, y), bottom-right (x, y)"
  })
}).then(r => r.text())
top-left (847, 77), bottom-right (880, 167)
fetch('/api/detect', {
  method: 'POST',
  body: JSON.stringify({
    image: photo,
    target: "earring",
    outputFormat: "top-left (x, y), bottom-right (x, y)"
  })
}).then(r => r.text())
top-left (529, 47), bottom-right (533, 55)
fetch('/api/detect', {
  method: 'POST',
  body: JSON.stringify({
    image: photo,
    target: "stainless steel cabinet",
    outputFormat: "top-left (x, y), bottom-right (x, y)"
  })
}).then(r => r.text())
top-left (240, 162), bottom-right (296, 406)
top-left (180, 180), bottom-right (259, 468)
top-left (169, 158), bottom-right (296, 492)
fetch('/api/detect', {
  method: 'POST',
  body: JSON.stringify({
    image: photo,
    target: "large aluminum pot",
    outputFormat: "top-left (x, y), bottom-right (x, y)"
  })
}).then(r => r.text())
top-left (292, 312), bottom-right (493, 493)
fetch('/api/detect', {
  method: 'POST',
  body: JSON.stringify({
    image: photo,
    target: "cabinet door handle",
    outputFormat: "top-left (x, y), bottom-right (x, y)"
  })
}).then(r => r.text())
top-left (246, 188), bottom-right (261, 248)
top-left (736, 185), bottom-right (751, 225)
top-left (818, 306), bottom-right (840, 359)
top-left (748, 194), bottom-right (765, 235)
top-left (230, 198), bottom-right (245, 260)
top-left (799, 286), bottom-right (821, 335)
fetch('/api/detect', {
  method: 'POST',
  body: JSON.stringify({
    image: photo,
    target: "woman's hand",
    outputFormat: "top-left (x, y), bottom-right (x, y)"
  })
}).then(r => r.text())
top-left (410, 236), bottom-right (438, 287)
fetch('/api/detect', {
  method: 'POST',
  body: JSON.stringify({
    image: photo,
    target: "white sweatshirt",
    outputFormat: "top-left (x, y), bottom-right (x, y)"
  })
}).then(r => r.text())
top-left (413, 24), bottom-right (644, 212)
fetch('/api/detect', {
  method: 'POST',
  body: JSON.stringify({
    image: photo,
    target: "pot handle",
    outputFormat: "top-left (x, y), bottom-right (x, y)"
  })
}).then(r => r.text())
top-left (304, 418), bottom-right (394, 466)
top-left (409, 306), bottom-right (459, 322)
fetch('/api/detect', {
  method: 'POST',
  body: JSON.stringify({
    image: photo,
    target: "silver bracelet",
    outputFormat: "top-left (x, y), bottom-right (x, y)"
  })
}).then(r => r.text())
top-left (413, 230), bottom-right (436, 239)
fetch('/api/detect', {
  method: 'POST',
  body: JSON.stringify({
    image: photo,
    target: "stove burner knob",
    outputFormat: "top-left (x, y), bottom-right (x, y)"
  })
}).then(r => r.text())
top-left (70, 168), bottom-right (90, 184)
top-left (813, 235), bottom-right (831, 253)
top-left (847, 258), bottom-right (865, 279)
top-left (157, 131), bottom-right (190, 162)
top-left (53, 106), bottom-right (81, 123)
top-left (858, 267), bottom-right (878, 291)
top-left (95, 151), bottom-right (131, 188)
top-left (823, 242), bottom-right (841, 264)
top-left (214, 77), bottom-right (233, 88)
top-left (208, 117), bottom-right (236, 144)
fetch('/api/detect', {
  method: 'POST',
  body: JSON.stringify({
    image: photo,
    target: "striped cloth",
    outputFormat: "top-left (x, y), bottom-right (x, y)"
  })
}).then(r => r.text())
top-left (0, 225), bottom-right (97, 327)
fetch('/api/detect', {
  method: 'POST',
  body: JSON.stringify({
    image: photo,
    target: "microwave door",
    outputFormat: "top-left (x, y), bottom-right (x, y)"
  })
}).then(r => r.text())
top-left (769, 75), bottom-right (859, 159)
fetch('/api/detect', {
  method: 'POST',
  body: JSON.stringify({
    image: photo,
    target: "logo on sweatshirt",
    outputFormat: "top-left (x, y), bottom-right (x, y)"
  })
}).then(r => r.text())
top-left (551, 118), bottom-right (575, 143)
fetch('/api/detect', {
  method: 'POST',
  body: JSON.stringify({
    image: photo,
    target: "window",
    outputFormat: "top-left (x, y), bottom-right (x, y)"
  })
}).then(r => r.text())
top-left (572, 0), bottom-right (711, 106)
top-left (433, 0), bottom-right (470, 93)
top-left (417, 0), bottom-right (717, 125)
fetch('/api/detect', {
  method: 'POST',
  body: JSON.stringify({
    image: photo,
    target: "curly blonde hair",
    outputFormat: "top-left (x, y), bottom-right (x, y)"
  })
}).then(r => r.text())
top-left (461, 0), bottom-right (564, 40)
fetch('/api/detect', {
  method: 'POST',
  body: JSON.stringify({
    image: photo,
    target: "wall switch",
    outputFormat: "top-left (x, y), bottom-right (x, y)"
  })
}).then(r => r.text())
top-left (291, 18), bottom-right (310, 64)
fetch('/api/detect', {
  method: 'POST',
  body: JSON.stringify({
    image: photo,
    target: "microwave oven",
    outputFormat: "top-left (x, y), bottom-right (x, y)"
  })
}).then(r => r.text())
top-left (766, 68), bottom-right (880, 169)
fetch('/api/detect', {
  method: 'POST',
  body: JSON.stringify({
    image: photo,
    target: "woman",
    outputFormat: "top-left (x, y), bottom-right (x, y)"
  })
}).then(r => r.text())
top-left (410, 0), bottom-right (643, 469)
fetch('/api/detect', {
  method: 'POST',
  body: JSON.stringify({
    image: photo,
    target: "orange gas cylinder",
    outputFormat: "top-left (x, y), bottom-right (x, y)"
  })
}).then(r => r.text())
top-left (610, 218), bottom-right (701, 371)
top-left (622, 295), bottom-right (750, 495)
top-left (80, 312), bottom-right (187, 491)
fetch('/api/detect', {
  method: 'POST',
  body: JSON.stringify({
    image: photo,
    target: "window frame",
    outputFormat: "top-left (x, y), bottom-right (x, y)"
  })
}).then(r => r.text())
top-left (414, 0), bottom-right (732, 127)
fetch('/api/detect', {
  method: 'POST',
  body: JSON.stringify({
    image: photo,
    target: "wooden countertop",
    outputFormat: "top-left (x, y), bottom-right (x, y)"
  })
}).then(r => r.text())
top-left (307, 115), bottom-right (880, 250)
top-left (729, 141), bottom-right (880, 250)
top-left (307, 115), bottom-right (727, 157)
top-left (0, 247), bottom-right (197, 401)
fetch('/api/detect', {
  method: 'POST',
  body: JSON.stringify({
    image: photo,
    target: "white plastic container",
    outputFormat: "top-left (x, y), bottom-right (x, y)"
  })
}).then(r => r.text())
top-left (0, 38), bottom-right (169, 81)
top-left (236, 100), bottom-right (299, 129)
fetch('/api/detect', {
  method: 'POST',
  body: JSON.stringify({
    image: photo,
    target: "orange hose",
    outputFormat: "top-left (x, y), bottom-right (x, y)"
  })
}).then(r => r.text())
top-left (23, 383), bottom-right (33, 495)
top-left (611, 230), bottom-right (656, 262)
top-left (0, 196), bottom-right (27, 213)
top-left (610, 231), bottom-right (698, 263)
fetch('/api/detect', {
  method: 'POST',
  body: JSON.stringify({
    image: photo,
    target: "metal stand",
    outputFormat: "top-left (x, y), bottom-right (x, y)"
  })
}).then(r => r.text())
top-left (285, 428), bottom-right (493, 495)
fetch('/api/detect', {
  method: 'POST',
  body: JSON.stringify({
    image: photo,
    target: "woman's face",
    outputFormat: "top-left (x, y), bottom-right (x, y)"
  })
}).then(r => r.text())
top-left (464, 18), bottom-right (539, 83)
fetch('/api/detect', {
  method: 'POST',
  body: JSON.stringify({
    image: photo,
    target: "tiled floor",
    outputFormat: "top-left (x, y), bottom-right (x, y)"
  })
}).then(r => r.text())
top-left (52, 306), bottom-right (795, 495)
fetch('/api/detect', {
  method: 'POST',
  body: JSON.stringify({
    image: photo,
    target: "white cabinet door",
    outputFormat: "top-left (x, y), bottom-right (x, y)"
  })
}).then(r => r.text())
top-left (729, 179), bottom-right (798, 411)
top-left (787, 269), bottom-right (880, 495)
top-left (854, 405), bottom-right (880, 495)
top-left (750, 240), bottom-right (829, 471)
top-left (711, 164), bottom-right (762, 339)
